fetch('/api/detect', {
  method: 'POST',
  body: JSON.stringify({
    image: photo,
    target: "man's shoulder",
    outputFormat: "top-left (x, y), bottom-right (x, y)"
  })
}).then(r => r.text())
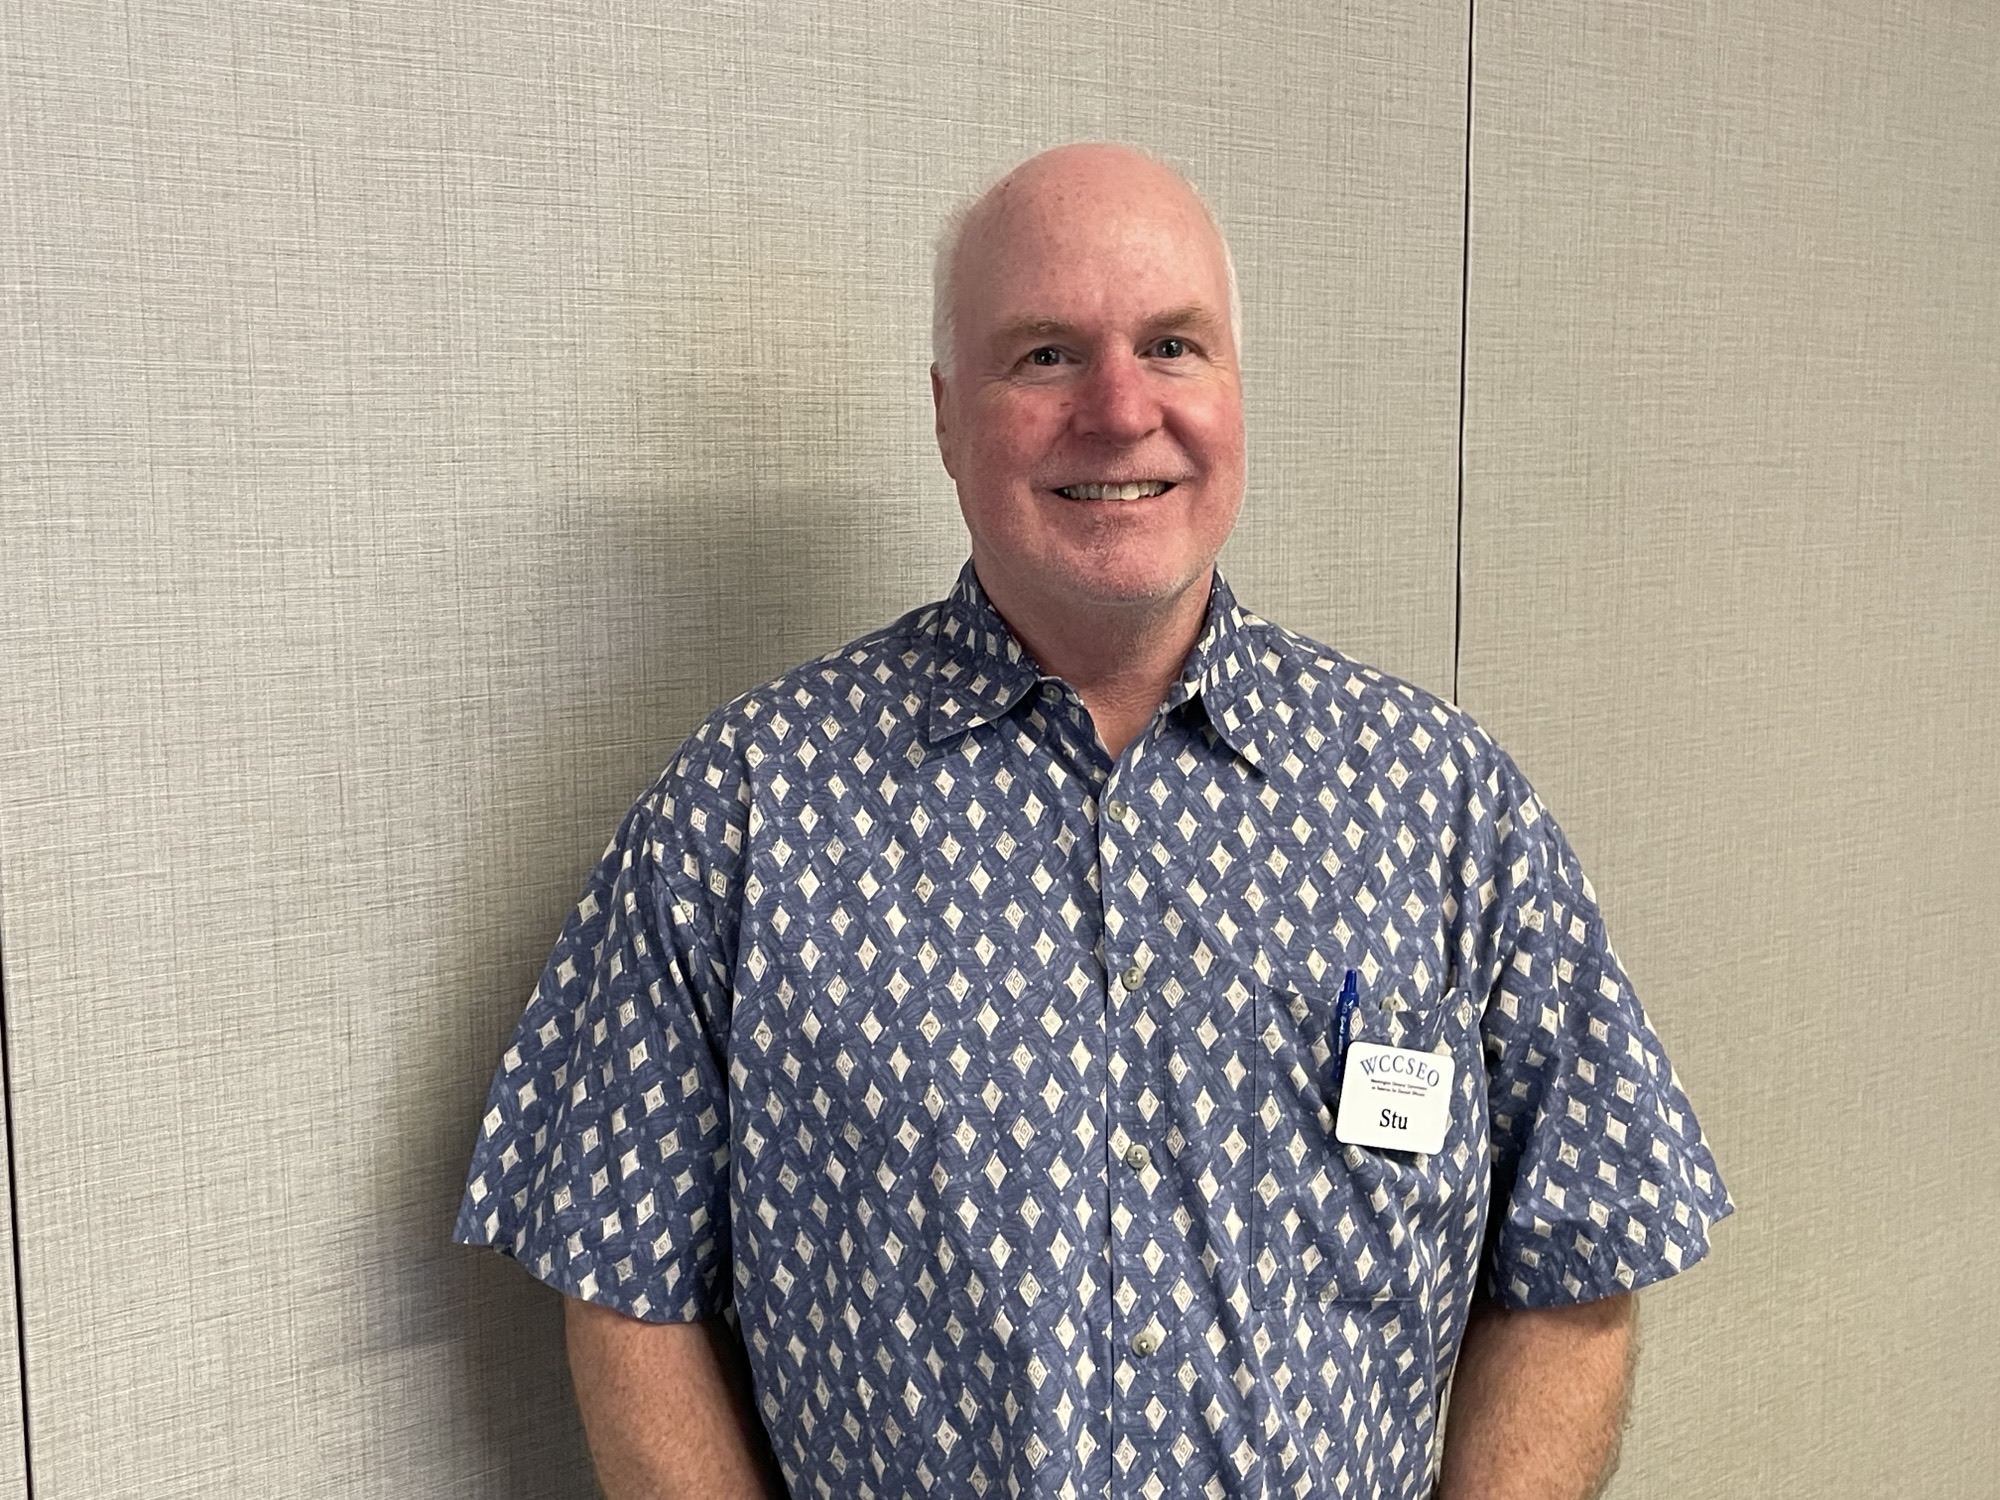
top-left (1230, 608), bottom-right (1495, 768)
top-left (1233, 608), bottom-right (1554, 883)
top-left (655, 598), bottom-right (944, 786)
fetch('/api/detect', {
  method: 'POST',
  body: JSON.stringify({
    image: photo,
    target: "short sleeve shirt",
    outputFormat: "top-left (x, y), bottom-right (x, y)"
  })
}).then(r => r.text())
top-left (456, 564), bottom-right (1731, 1500)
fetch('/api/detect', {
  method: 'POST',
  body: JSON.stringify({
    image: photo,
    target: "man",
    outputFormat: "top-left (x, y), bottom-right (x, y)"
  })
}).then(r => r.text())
top-left (456, 143), bottom-right (1731, 1499)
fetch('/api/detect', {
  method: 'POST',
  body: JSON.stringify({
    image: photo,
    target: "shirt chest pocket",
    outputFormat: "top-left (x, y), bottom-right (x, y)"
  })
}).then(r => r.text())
top-left (1247, 983), bottom-right (1447, 1310)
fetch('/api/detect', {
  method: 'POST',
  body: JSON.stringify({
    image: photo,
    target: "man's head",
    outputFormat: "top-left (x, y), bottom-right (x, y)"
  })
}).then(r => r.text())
top-left (930, 144), bottom-right (1247, 633)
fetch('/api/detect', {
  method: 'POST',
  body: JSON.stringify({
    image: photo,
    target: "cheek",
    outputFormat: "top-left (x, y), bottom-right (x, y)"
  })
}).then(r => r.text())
top-left (976, 396), bottom-right (1067, 463)
top-left (1194, 429), bottom-right (1248, 495)
top-left (1210, 396), bottom-right (1248, 452)
top-left (1176, 389), bottom-right (1245, 455)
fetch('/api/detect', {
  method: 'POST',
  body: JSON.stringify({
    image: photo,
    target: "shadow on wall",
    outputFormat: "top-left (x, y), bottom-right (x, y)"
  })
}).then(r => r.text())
top-left (406, 233), bottom-right (953, 1497)
top-left (421, 493), bottom-right (914, 1499)
top-left (452, 1256), bottom-right (596, 1497)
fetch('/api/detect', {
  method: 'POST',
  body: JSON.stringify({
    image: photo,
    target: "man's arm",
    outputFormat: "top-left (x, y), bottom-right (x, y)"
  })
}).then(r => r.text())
top-left (1436, 1292), bottom-right (1638, 1500)
top-left (566, 1299), bottom-right (785, 1500)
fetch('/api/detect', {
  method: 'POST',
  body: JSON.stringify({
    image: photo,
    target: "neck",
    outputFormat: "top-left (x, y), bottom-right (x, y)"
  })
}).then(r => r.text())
top-left (975, 564), bottom-right (1214, 761)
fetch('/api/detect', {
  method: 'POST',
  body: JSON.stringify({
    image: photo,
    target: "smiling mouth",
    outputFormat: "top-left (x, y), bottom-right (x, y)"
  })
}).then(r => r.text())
top-left (1053, 481), bottom-right (1176, 501)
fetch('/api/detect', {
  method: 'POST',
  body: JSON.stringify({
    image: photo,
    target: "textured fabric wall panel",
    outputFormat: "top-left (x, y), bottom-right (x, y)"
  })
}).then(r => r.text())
top-left (1463, 2), bottom-right (1999, 1496)
top-left (0, 0), bottom-right (1468, 1493)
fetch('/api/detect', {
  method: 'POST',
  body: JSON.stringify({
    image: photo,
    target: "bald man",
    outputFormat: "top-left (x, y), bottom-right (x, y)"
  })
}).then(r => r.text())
top-left (457, 144), bottom-right (1730, 1500)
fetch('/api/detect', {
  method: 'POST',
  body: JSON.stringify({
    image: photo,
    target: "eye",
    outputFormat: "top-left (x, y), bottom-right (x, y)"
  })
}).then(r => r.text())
top-left (1026, 346), bottom-right (1064, 366)
top-left (1150, 336), bottom-right (1190, 359)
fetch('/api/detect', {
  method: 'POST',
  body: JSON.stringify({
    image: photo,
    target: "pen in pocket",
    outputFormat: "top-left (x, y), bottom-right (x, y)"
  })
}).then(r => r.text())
top-left (1335, 968), bottom-right (1359, 1068)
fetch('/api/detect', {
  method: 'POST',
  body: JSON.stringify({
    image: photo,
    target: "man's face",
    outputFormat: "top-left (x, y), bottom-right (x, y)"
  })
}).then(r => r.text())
top-left (933, 150), bottom-right (1247, 628)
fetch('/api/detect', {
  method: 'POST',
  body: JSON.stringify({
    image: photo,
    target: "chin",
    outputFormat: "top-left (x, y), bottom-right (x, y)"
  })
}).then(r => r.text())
top-left (1059, 560), bottom-right (1209, 611)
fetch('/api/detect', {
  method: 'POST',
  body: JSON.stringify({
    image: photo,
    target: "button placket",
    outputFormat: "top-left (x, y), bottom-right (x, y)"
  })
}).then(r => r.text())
top-left (1100, 768), bottom-right (1171, 1440)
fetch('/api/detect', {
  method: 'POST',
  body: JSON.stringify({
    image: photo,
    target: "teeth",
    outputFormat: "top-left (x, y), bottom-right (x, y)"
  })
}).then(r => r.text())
top-left (1057, 481), bottom-right (1172, 501)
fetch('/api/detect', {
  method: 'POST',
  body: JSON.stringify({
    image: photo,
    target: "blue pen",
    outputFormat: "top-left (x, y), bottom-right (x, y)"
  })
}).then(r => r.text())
top-left (1335, 969), bottom-right (1359, 1068)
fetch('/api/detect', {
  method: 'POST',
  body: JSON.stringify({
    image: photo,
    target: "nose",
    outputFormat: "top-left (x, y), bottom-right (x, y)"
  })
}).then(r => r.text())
top-left (1073, 349), bottom-right (1162, 444)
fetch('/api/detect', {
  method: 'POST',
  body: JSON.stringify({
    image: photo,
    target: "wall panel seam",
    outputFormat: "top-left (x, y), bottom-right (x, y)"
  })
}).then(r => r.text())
top-left (1452, 0), bottom-right (1476, 705)
top-left (0, 886), bottom-right (34, 1497)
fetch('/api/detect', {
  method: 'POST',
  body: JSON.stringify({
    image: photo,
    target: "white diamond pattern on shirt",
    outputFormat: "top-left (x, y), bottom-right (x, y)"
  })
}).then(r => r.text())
top-left (457, 564), bottom-right (1731, 1500)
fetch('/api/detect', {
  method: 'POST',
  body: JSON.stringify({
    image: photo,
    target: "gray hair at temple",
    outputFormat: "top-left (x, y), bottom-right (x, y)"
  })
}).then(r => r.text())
top-left (929, 145), bottom-right (1244, 379)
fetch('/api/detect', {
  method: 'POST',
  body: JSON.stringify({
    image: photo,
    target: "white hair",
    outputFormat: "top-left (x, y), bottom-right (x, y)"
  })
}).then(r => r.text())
top-left (930, 148), bottom-right (1243, 379)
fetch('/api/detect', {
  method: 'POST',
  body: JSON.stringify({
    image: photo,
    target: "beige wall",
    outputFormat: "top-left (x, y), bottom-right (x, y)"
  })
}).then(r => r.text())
top-left (0, 2), bottom-right (1464, 1496)
top-left (1462, 4), bottom-right (2000, 1496)
top-left (0, 0), bottom-right (1993, 1496)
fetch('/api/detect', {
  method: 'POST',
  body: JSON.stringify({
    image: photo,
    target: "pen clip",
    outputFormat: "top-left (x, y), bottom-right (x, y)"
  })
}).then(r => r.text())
top-left (1335, 969), bottom-right (1359, 1068)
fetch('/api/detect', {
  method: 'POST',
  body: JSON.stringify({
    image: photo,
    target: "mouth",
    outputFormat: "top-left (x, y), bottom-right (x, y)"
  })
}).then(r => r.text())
top-left (1051, 480), bottom-right (1177, 501)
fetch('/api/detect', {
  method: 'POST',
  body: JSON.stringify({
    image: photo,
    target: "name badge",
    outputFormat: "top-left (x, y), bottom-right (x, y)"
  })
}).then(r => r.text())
top-left (1335, 1041), bottom-right (1456, 1154)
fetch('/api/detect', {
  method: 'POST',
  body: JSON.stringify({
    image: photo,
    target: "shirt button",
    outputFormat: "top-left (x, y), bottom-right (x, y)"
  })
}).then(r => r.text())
top-left (1131, 1329), bottom-right (1161, 1358)
top-left (1120, 966), bottom-right (1144, 992)
top-left (1123, 1143), bottom-right (1151, 1172)
top-left (1106, 798), bottom-right (1130, 823)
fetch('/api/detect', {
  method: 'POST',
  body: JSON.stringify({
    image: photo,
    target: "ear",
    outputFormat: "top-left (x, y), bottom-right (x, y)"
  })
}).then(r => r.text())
top-left (931, 364), bottom-right (957, 479)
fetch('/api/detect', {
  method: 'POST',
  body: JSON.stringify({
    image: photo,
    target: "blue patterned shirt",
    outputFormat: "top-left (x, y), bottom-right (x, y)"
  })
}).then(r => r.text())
top-left (457, 564), bottom-right (1730, 1499)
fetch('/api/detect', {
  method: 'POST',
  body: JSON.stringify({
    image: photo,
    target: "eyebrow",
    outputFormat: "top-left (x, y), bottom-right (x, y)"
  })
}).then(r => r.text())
top-left (990, 305), bottom-right (1228, 347)
top-left (1141, 304), bottom-right (1228, 339)
top-left (992, 316), bottom-right (1075, 345)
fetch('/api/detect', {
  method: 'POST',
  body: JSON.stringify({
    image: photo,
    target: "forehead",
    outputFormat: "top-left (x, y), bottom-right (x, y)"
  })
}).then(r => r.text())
top-left (954, 166), bottom-right (1231, 339)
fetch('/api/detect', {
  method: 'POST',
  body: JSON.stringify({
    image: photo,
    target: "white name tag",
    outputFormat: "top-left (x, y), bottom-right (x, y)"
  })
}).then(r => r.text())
top-left (1335, 1041), bottom-right (1456, 1155)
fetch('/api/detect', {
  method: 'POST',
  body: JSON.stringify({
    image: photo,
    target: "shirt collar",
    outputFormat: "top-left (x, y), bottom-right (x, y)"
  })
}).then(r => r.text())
top-left (1162, 573), bottom-right (1277, 772)
top-left (923, 564), bottom-right (1046, 740)
top-left (925, 562), bottom-right (1275, 772)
